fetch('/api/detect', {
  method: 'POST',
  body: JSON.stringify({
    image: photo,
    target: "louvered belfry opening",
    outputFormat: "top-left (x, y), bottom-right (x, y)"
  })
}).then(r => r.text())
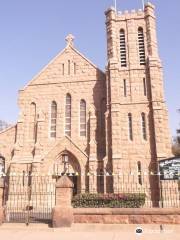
top-left (120, 29), bottom-right (127, 67)
top-left (138, 27), bottom-right (146, 65)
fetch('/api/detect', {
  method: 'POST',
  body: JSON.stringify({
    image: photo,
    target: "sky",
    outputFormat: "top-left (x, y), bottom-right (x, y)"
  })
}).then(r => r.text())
top-left (0, 0), bottom-right (179, 137)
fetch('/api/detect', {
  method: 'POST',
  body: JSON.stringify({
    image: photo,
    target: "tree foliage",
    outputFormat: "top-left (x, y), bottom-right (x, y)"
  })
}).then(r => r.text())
top-left (0, 120), bottom-right (10, 132)
top-left (172, 109), bottom-right (180, 156)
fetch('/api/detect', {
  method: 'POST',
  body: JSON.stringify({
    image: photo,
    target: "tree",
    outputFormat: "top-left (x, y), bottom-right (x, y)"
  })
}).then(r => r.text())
top-left (172, 109), bottom-right (180, 156)
top-left (0, 120), bottom-right (10, 132)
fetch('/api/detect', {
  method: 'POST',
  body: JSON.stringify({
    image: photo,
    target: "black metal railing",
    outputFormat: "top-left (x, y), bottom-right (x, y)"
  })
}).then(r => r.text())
top-left (3, 175), bottom-right (56, 224)
top-left (1, 173), bottom-right (179, 224)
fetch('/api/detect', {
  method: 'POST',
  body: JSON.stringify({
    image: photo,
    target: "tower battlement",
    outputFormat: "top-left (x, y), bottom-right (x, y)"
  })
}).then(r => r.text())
top-left (105, 2), bottom-right (155, 22)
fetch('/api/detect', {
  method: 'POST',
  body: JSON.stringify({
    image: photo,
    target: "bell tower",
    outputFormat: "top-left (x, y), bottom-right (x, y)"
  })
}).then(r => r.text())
top-left (105, 3), bottom-right (172, 192)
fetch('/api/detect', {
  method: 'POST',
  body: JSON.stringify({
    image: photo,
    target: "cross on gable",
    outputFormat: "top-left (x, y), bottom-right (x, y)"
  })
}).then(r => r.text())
top-left (65, 34), bottom-right (75, 47)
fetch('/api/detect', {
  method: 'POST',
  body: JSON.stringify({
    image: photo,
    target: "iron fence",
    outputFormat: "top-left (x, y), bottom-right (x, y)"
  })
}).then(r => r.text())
top-left (3, 175), bottom-right (56, 224)
top-left (0, 173), bottom-right (179, 224)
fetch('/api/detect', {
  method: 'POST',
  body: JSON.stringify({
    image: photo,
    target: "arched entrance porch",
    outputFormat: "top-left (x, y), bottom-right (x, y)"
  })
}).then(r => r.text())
top-left (43, 136), bottom-right (88, 194)
top-left (52, 150), bottom-right (82, 195)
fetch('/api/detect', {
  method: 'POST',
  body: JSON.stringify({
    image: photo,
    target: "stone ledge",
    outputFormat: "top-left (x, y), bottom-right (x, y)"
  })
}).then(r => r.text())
top-left (0, 207), bottom-right (4, 225)
top-left (73, 208), bottom-right (180, 224)
top-left (73, 208), bottom-right (180, 215)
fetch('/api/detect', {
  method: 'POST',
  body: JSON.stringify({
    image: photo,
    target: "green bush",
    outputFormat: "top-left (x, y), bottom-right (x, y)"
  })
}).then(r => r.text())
top-left (72, 193), bottom-right (146, 208)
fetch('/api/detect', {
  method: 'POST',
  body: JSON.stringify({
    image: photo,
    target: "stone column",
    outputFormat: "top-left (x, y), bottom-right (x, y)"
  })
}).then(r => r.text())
top-left (81, 172), bottom-right (86, 193)
top-left (88, 109), bottom-right (98, 193)
top-left (145, 3), bottom-right (158, 58)
top-left (0, 178), bottom-right (4, 225)
top-left (145, 2), bottom-right (172, 160)
top-left (89, 161), bottom-right (98, 193)
top-left (52, 175), bottom-right (74, 228)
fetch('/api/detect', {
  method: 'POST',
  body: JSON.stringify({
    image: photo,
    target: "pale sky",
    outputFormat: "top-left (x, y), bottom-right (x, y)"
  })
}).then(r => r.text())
top-left (0, 0), bottom-right (179, 137)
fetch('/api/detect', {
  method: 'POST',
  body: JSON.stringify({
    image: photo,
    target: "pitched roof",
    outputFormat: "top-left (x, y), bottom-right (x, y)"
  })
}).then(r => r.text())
top-left (22, 35), bottom-right (105, 90)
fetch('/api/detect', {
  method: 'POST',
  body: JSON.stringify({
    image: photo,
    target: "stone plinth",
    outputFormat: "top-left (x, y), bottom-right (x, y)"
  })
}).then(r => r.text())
top-left (52, 175), bottom-right (74, 228)
top-left (74, 208), bottom-right (180, 224)
top-left (0, 178), bottom-right (4, 225)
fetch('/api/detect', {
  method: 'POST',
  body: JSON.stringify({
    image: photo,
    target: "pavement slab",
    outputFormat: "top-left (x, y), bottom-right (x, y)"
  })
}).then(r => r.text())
top-left (0, 224), bottom-right (179, 240)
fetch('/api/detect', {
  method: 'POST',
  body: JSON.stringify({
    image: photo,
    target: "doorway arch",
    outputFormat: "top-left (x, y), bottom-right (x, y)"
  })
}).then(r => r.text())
top-left (43, 136), bottom-right (88, 194)
top-left (52, 150), bottom-right (81, 195)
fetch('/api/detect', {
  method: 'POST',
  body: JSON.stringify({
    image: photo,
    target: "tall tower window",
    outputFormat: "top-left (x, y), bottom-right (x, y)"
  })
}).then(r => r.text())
top-left (68, 60), bottom-right (70, 75)
top-left (80, 99), bottom-right (86, 137)
top-left (74, 63), bottom-right (76, 75)
top-left (50, 101), bottom-right (57, 138)
top-left (123, 79), bottom-right (127, 97)
top-left (120, 29), bottom-right (127, 67)
top-left (141, 112), bottom-right (147, 140)
top-left (137, 161), bottom-right (142, 185)
top-left (128, 113), bottom-right (133, 141)
top-left (62, 63), bottom-right (65, 75)
top-left (143, 78), bottom-right (147, 96)
top-left (65, 94), bottom-right (71, 137)
top-left (138, 27), bottom-right (146, 65)
top-left (30, 102), bottom-right (37, 141)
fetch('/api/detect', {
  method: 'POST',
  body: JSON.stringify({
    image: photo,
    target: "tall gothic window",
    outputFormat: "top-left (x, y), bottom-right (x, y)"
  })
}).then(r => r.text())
top-left (50, 101), bottom-right (57, 138)
top-left (30, 102), bottom-right (37, 141)
top-left (68, 60), bottom-right (70, 75)
top-left (74, 63), bottom-right (76, 75)
top-left (80, 100), bottom-right (86, 137)
top-left (143, 78), bottom-right (147, 96)
top-left (123, 79), bottom-right (127, 97)
top-left (62, 63), bottom-right (65, 75)
top-left (141, 112), bottom-right (147, 140)
top-left (65, 94), bottom-right (71, 136)
top-left (138, 27), bottom-right (146, 65)
top-left (137, 161), bottom-right (142, 185)
top-left (128, 113), bottom-right (133, 141)
top-left (120, 29), bottom-right (127, 67)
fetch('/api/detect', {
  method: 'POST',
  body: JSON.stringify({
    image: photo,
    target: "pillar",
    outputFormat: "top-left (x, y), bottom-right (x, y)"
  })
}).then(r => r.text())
top-left (88, 108), bottom-right (98, 193)
top-left (0, 178), bottom-right (4, 225)
top-left (52, 175), bottom-right (74, 228)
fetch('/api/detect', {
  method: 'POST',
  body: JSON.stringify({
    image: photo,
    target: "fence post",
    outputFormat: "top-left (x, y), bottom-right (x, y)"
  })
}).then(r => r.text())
top-left (52, 175), bottom-right (74, 228)
top-left (0, 178), bottom-right (4, 225)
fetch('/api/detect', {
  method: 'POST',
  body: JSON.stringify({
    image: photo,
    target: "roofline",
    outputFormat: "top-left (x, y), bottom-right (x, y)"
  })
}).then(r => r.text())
top-left (159, 156), bottom-right (180, 162)
top-left (21, 45), bottom-right (105, 91)
top-left (0, 124), bottom-right (16, 135)
top-left (70, 46), bottom-right (105, 75)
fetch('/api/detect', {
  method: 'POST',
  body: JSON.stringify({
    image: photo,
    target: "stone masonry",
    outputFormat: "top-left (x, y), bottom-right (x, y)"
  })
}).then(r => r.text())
top-left (0, 3), bottom-right (173, 201)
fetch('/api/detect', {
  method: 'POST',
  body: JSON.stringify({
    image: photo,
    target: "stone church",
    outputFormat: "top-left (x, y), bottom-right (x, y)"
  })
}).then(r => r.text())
top-left (0, 3), bottom-right (172, 194)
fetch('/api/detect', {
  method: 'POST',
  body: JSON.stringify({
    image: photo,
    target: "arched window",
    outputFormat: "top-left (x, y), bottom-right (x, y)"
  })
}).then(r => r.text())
top-left (100, 98), bottom-right (106, 156)
top-left (137, 161), bottom-right (142, 185)
top-left (74, 63), bottom-right (76, 75)
top-left (80, 100), bottom-right (86, 137)
top-left (62, 63), bottom-right (64, 75)
top-left (65, 94), bottom-right (71, 136)
top-left (68, 60), bottom-right (70, 75)
top-left (14, 124), bottom-right (17, 143)
top-left (50, 101), bottom-right (57, 138)
top-left (143, 78), bottom-right (147, 96)
top-left (123, 79), bottom-right (127, 97)
top-left (141, 112), bottom-right (147, 140)
top-left (138, 27), bottom-right (146, 65)
top-left (128, 113), bottom-right (133, 141)
top-left (30, 102), bottom-right (37, 141)
top-left (120, 29), bottom-right (127, 67)
top-left (101, 98), bottom-right (106, 136)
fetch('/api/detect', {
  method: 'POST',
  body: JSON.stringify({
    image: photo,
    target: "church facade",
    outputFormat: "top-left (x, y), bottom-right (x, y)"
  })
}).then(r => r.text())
top-left (0, 3), bottom-right (172, 194)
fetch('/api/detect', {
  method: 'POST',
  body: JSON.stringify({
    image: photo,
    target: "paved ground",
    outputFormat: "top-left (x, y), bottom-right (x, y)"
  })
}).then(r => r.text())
top-left (0, 223), bottom-right (179, 240)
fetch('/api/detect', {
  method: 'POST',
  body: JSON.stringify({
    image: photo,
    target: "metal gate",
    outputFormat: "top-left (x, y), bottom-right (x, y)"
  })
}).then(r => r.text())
top-left (4, 175), bottom-right (56, 224)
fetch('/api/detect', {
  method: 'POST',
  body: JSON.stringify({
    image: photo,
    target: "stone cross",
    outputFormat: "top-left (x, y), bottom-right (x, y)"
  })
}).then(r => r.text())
top-left (66, 34), bottom-right (75, 47)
